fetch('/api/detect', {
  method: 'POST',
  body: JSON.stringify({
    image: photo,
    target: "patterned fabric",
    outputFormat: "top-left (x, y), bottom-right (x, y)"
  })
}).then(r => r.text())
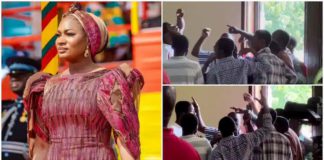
top-left (204, 127), bottom-right (218, 141)
top-left (254, 47), bottom-right (297, 84)
top-left (163, 56), bottom-right (204, 84)
top-left (209, 113), bottom-right (273, 160)
top-left (285, 129), bottom-right (303, 160)
top-left (206, 56), bottom-right (264, 84)
top-left (252, 130), bottom-right (293, 160)
top-left (181, 134), bottom-right (212, 160)
top-left (24, 69), bottom-right (143, 160)
top-left (68, 4), bottom-right (108, 59)
top-left (198, 50), bottom-right (213, 66)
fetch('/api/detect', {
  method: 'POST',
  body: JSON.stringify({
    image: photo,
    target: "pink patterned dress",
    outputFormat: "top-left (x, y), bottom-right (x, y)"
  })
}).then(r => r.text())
top-left (24, 69), bottom-right (143, 160)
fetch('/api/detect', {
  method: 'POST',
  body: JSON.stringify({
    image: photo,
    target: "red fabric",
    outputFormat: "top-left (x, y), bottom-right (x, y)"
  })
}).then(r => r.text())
top-left (24, 69), bottom-right (143, 160)
top-left (163, 71), bottom-right (171, 84)
top-left (163, 128), bottom-right (201, 160)
top-left (285, 128), bottom-right (304, 160)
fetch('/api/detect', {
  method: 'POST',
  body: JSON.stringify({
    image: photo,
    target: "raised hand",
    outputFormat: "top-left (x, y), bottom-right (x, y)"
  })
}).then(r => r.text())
top-left (176, 8), bottom-right (184, 18)
top-left (201, 28), bottom-right (211, 38)
top-left (226, 25), bottom-right (241, 34)
top-left (191, 97), bottom-right (200, 114)
top-left (230, 107), bottom-right (245, 113)
top-left (243, 93), bottom-right (254, 102)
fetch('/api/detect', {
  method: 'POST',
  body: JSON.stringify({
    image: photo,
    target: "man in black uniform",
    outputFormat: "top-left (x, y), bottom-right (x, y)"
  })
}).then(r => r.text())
top-left (2, 56), bottom-right (40, 160)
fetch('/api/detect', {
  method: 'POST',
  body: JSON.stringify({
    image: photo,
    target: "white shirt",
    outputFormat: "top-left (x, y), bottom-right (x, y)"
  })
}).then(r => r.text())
top-left (181, 134), bottom-right (212, 160)
top-left (163, 43), bottom-right (174, 60)
top-left (169, 123), bottom-right (182, 137)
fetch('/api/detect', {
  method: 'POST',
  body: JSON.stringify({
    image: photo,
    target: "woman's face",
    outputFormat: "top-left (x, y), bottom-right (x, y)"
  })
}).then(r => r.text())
top-left (56, 16), bottom-right (88, 62)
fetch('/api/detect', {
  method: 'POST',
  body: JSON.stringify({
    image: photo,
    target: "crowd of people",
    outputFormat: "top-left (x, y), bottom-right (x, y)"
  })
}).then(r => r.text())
top-left (163, 86), bottom-right (315, 160)
top-left (163, 9), bottom-right (308, 84)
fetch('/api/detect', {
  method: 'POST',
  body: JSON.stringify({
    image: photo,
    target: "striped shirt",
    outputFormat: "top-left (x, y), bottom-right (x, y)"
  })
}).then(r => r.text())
top-left (182, 134), bottom-right (212, 160)
top-left (163, 56), bottom-right (204, 84)
top-left (206, 56), bottom-right (261, 84)
top-left (254, 47), bottom-right (297, 84)
top-left (209, 113), bottom-right (273, 160)
top-left (252, 130), bottom-right (293, 160)
top-left (198, 50), bottom-right (213, 66)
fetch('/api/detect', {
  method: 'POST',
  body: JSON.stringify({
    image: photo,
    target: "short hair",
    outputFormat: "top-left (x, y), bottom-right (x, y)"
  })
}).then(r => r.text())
top-left (270, 108), bottom-right (277, 124)
top-left (163, 86), bottom-right (176, 127)
top-left (216, 38), bottom-right (235, 57)
top-left (163, 22), bottom-right (171, 34)
top-left (180, 113), bottom-right (198, 134)
top-left (269, 41), bottom-right (281, 55)
top-left (172, 35), bottom-right (189, 56)
top-left (255, 30), bottom-right (272, 47)
top-left (274, 116), bottom-right (289, 134)
top-left (288, 36), bottom-right (297, 49)
top-left (272, 29), bottom-right (290, 48)
top-left (219, 116), bottom-right (236, 137)
top-left (227, 112), bottom-right (238, 125)
top-left (175, 101), bottom-right (192, 119)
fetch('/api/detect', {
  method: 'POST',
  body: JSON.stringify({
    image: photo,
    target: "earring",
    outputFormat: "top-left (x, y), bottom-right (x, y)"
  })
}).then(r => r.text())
top-left (84, 46), bottom-right (89, 58)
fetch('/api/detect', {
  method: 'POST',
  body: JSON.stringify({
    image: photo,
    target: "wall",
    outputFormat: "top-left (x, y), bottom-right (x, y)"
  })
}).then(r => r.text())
top-left (163, 2), bottom-right (242, 59)
top-left (170, 86), bottom-right (249, 128)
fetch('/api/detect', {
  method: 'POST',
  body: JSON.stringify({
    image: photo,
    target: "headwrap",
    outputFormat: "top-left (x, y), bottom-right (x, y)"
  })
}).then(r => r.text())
top-left (65, 3), bottom-right (108, 60)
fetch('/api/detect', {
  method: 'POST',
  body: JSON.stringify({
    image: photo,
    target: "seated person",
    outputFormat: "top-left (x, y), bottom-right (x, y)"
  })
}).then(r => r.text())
top-left (272, 29), bottom-right (294, 70)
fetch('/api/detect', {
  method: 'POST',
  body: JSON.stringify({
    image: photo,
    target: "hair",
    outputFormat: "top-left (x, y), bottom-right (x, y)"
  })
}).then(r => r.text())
top-left (163, 22), bottom-right (171, 35)
top-left (175, 101), bottom-right (193, 119)
top-left (269, 108), bottom-right (277, 124)
top-left (163, 86), bottom-right (176, 127)
top-left (288, 36), bottom-right (297, 49)
top-left (172, 35), bottom-right (189, 56)
top-left (274, 116), bottom-right (289, 134)
top-left (216, 38), bottom-right (235, 57)
top-left (269, 41), bottom-right (282, 55)
top-left (272, 29), bottom-right (290, 48)
top-left (180, 113), bottom-right (198, 135)
top-left (255, 30), bottom-right (272, 47)
top-left (227, 112), bottom-right (238, 125)
top-left (218, 116), bottom-right (236, 137)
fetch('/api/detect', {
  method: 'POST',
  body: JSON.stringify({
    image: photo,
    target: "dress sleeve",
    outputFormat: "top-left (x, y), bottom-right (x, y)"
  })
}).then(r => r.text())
top-left (23, 72), bottom-right (51, 142)
top-left (97, 69), bottom-right (143, 159)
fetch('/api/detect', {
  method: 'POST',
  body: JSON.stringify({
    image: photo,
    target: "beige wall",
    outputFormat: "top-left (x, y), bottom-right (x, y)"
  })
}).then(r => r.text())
top-left (163, 2), bottom-right (242, 59)
top-left (170, 86), bottom-right (248, 128)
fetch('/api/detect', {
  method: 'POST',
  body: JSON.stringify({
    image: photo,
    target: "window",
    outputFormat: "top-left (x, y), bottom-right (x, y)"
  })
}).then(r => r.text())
top-left (259, 2), bottom-right (305, 62)
top-left (268, 86), bottom-right (313, 141)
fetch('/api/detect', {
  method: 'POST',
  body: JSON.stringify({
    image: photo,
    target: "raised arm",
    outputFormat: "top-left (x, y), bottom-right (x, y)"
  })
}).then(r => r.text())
top-left (227, 25), bottom-right (253, 41)
top-left (191, 28), bottom-right (211, 58)
top-left (176, 9), bottom-right (185, 35)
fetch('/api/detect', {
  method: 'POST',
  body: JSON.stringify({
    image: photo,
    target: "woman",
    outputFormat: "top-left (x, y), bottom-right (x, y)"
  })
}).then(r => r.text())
top-left (23, 3), bottom-right (143, 160)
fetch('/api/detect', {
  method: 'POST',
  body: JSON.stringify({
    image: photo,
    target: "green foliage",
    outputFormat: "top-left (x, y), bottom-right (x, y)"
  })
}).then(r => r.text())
top-left (271, 86), bottom-right (312, 109)
top-left (262, 2), bottom-right (304, 59)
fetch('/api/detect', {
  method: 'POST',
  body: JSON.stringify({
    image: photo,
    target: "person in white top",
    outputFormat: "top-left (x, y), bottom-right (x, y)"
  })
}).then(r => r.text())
top-left (181, 113), bottom-right (212, 160)
top-left (163, 8), bottom-right (185, 60)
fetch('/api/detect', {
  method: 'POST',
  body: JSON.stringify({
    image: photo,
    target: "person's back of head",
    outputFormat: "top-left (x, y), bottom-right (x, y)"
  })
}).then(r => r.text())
top-left (269, 41), bottom-right (282, 55)
top-left (163, 86), bottom-right (176, 127)
top-left (175, 101), bottom-right (193, 120)
top-left (214, 38), bottom-right (235, 58)
top-left (252, 30), bottom-right (272, 52)
top-left (256, 107), bottom-right (274, 128)
top-left (218, 116), bottom-right (236, 137)
top-left (172, 35), bottom-right (189, 56)
top-left (272, 29), bottom-right (290, 49)
top-left (274, 116), bottom-right (289, 134)
top-left (287, 36), bottom-right (297, 53)
top-left (180, 113), bottom-right (198, 136)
